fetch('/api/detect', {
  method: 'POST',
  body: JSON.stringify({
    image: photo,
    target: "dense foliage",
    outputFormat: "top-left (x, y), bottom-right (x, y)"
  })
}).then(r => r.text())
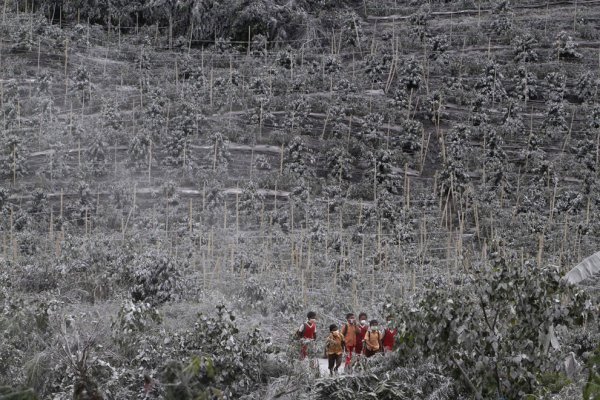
top-left (1, 0), bottom-right (600, 398)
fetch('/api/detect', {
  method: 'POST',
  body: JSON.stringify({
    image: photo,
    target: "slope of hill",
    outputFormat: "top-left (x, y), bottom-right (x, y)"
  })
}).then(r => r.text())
top-left (1, 0), bottom-right (600, 398)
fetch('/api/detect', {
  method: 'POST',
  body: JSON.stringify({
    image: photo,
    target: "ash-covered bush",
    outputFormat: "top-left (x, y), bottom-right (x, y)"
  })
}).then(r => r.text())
top-left (316, 357), bottom-right (455, 399)
top-left (163, 305), bottom-right (277, 399)
top-left (127, 249), bottom-right (181, 306)
top-left (389, 246), bottom-right (590, 399)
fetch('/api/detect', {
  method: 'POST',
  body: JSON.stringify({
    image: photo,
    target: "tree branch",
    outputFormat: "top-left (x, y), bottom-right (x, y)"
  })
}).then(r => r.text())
top-left (450, 355), bottom-right (483, 400)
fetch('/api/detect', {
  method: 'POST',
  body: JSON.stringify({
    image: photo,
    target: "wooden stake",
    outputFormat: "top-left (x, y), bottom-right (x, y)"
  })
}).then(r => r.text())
top-left (189, 199), bottom-right (193, 233)
top-left (279, 143), bottom-right (284, 176)
top-left (148, 140), bottom-right (152, 184)
top-left (64, 38), bottom-right (68, 105)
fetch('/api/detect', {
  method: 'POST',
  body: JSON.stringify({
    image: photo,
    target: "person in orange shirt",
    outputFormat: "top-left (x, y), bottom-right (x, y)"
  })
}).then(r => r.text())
top-left (325, 324), bottom-right (345, 376)
top-left (341, 313), bottom-right (360, 370)
top-left (363, 319), bottom-right (383, 357)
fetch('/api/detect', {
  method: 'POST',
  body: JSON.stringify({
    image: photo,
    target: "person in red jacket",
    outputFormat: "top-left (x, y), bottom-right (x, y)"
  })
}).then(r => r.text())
top-left (297, 311), bottom-right (317, 359)
top-left (382, 315), bottom-right (398, 352)
top-left (355, 312), bottom-right (368, 355)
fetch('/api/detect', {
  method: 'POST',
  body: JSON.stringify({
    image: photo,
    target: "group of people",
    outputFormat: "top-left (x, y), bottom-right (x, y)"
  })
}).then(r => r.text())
top-left (296, 311), bottom-right (398, 376)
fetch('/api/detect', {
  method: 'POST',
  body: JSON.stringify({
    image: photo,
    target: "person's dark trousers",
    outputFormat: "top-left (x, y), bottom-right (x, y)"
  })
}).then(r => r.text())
top-left (328, 354), bottom-right (343, 374)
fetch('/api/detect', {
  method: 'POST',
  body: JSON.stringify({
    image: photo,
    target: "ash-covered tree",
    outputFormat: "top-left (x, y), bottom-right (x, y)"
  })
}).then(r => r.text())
top-left (364, 52), bottom-right (392, 84)
top-left (513, 32), bottom-right (539, 63)
top-left (208, 131), bottom-right (230, 172)
top-left (135, 39), bottom-right (153, 92)
top-left (284, 136), bottom-right (314, 179)
top-left (1, 81), bottom-right (19, 129)
top-left (128, 129), bottom-right (152, 170)
top-left (358, 112), bottom-right (386, 147)
top-left (164, 102), bottom-right (196, 167)
top-left (10, 17), bottom-right (35, 51)
top-left (0, 133), bottom-right (28, 180)
top-left (408, 6), bottom-right (430, 43)
top-left (74, 181), bottom-right (96, 225)
top-left (513, 66), bottom-right (538, 102)
top-left (587, 104), bottom-right (600, 130)
top-left (72, 65), bottom-right (92, 103)
top-left (34, 70), bottom-right (57, 126)
top-left (426, 90), bottom-right (446, 124)
top-left (543, 73), bottom-right (569, 138)
top-left (239, 180), bottom-right (265, 218)
top-left (366, 148), bottom-right (399, 195)
top-left (128, 248), bottom-right (180, 306)
top-left (481, 124), bottom-right (509, 196)
top-left (275, 46), bottom-right (295, 70)
top-left (574, 71), bottom-right (598, 104)
top-left (323, 103), bottom-right (350, 141)
top-left (100, 97), bottom-right (123, 144)
top-left (475, 59), bottom-right (507, 104)
top-left (546, 72), bottom-right (566, 103)
top-left (282, 97), bottom-right (311, 137)
top-left (368, 189), bottom-right (400, 231)
top-left (554, 189), bottom-right (585, 217)
top-left (388, 85), bottom-right (409, 111)
top-left (85, 127), bottom-right (109, 176)
top-left (165, 305), bottom-right (274, 399)
top-left (326, 146), bottom-right (353, 183)
top-left (554, 31), bottom-right (582, 60)
top-left (574, 137), bottom-right (597, 195)
top-left (397, 118), bottom-right (423, 154)
top-left (144, 88), bottom-right (168, 143)
top-left (393, 245), bottom-right (589, 399)
top-left (469, 94), bottom-right (491, 127)
top-left (400, 57), bottom-right (423, 93)
top-left (45, 140), bottom-right (73, 181)
top-left (339, 10), bottom-right (364, 48)
top-left (29, 188), bottom-right (48, 216)
top-left (438, 124), bottom-right (471, 199)
top-left (500, 100), bottom-right (525, 137)
top-left (324, 55), bottom-right (342, 75)
top-left (490, 0), bottom-right (513, 39)
top-left (427, 34), bottom-right (450, 64)
top-left (249, 33), bottom-right (267, 57)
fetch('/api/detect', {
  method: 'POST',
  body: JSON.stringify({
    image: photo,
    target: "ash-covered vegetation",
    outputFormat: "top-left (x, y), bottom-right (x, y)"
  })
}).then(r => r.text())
top-left (1, 0), bottom-right (600, 399)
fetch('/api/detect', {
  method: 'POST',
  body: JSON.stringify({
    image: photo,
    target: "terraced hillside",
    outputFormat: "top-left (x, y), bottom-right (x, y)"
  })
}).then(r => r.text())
top-left (1, 0), bottom-right (600, 399)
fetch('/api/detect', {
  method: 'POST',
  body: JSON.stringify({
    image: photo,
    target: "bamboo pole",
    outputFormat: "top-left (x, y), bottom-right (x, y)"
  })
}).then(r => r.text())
top-left (279, 143), bottom-right (284, 176)
top-left (537, 233), bottom-right (544, 267)
top-left (9, 206), bottom-right (13, 260)
top-left (223, 199), bottom-right (227, 229)
top-left (189, 199), bottom-right (193, 233)
top-left (148, 140), bottom-right (152, 184)
top-left (235, 187), bottom-right (239, 242)
top-left (64, 38), bottom-right (68, 105)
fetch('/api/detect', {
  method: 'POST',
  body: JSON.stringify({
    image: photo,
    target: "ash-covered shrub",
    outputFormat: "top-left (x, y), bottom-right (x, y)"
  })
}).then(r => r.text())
top-left (316, 358), bottom-right (455, 399)
top-left (127, 249), bottom-right (181, 306)
top-left (164, 305), bottom-right (276, 399)
top-left (389, 247), bottom-right (590, 399)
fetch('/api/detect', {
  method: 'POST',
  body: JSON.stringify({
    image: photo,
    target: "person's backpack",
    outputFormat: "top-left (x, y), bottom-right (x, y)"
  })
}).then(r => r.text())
top-left (365, 330), bottom-right (380, 351)
top-left (294, 323), bottom-right (306, 340)
top-left (327, 332), bottom-right (344, 353)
